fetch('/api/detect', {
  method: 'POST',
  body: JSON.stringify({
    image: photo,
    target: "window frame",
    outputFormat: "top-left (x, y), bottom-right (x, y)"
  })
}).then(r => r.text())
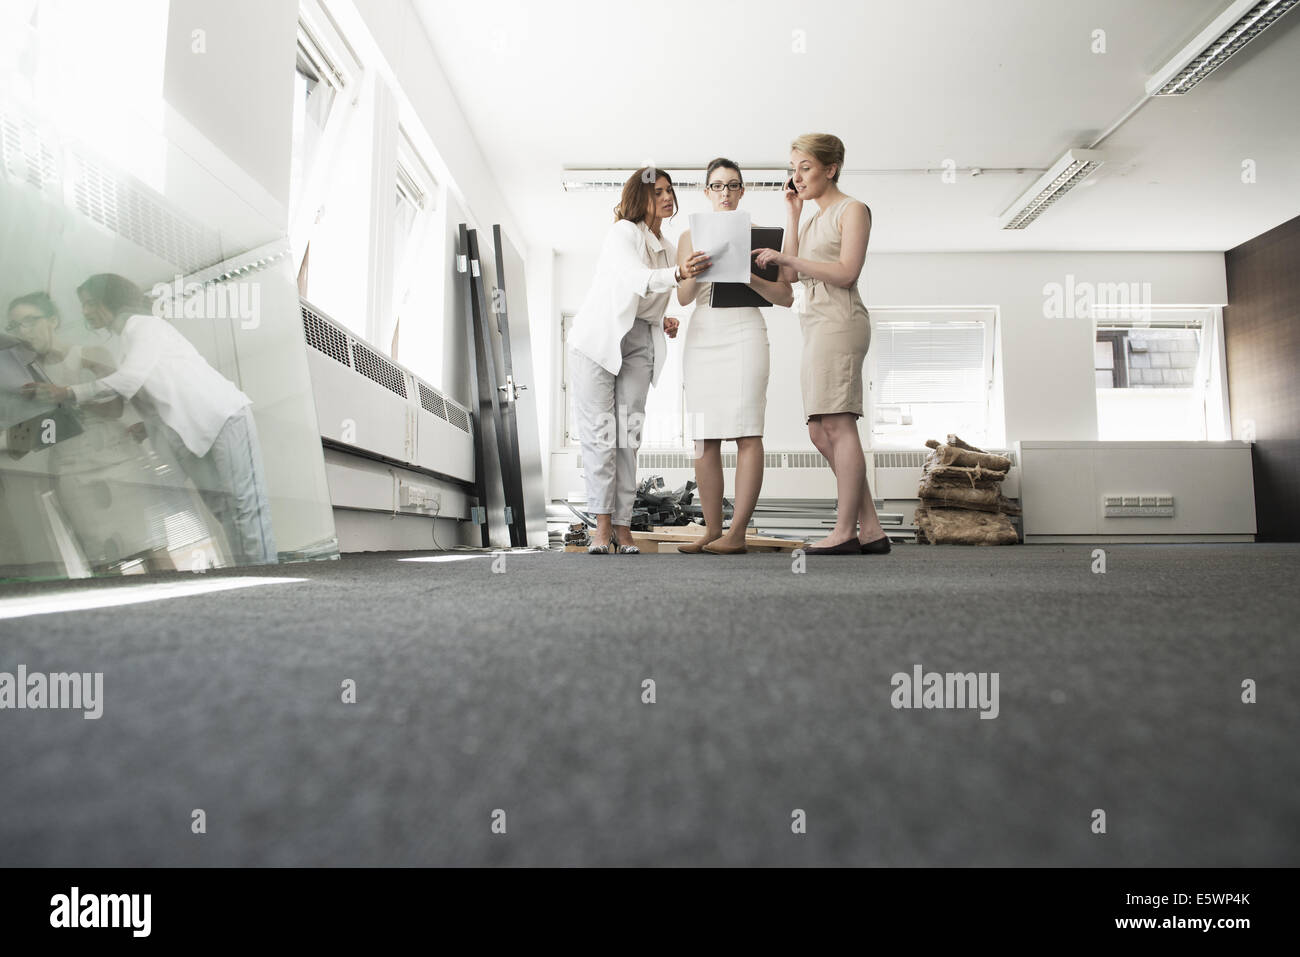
top-left (864, 306), bottom-right (998, 450)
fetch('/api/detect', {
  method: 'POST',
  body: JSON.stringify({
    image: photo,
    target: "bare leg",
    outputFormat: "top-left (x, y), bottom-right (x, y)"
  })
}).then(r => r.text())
top-left (718, 436), bottom-right (763, 546)
top-left (810, 413), bottom-right (865, 548)
top-left (857, 470), bottom-right (885, 542)
top-left (693, 439), bottom-right (725, 543)
top-left (591, 513), bottom-right (613, 548)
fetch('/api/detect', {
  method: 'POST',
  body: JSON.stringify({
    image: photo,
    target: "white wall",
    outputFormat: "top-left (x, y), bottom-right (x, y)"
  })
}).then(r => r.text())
top-left (866, 252), bottom-right (1228, 442)
top-left (345, 0), bottom-right (522, 245)
top-left (550, 247), bottom-right (1228, 492)
top-left (341, 0), bottom-right (549, 466)
top-left (164, 0), bottom-right (297, 214)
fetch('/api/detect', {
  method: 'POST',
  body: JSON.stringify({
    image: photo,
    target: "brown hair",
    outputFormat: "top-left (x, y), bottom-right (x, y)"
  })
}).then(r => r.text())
top-left (705, 157), bottom-right (743, 186)
top-left (76, 273), bottom-right (148, 319)
top-left (614, 167), bottom-right (676, 224)
top-left (790, 133), bottom-right (845, 182)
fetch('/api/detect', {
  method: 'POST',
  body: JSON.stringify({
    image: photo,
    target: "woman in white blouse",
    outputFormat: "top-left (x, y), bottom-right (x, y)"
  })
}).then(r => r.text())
top-left (568, 168), bottom-right (710, 554)
top-left (23, 273), bottom-right (277, 566)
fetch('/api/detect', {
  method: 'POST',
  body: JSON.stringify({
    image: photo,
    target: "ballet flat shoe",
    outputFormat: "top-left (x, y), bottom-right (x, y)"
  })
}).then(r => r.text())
top-left (676, 537), bottom-right (715, 554)
top-left (859, 536), bottom-right (892, 554)
top-left (702, 540), bottom-right (748, 555)
top-left (802, 539), bottom-right (861, 556)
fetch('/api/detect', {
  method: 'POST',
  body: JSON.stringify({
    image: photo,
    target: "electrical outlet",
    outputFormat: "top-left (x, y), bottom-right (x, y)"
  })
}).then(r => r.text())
top-left (399, 483), bottom-right (438, 510)
top-left (1103, 494), bottom-right (1175, 517)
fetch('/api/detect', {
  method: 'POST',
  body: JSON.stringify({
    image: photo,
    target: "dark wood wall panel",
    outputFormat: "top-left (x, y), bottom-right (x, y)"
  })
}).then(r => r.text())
top-left (1224, 214), bottom-right (1300, 541)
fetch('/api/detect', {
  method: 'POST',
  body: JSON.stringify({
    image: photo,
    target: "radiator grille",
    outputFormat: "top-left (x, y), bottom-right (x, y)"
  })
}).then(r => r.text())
top-left (570, 448), bottom-right (1016, 470)
top-left (1, 113), bottom-right (59, 192)
top-left (785, 451), bottom-right (829, 468)
top-left (302, 305), bottom-right (351, 367)
top-left (417, 381), bottom-right (447, 421)
top-left (3, 107), bottom-right (225, 273)
top-left (352, 341), bottom-right (408, 398)
top-left (444, 403), bottom-right (470, 433)
top-left (875, 451), bottom-right (929, 468)
top-left (69, 153), bottom-right (223, 274)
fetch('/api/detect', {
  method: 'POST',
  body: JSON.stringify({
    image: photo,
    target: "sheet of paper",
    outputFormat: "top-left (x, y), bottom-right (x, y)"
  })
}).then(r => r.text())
top-left (688, 210), bottom-right (752, 284)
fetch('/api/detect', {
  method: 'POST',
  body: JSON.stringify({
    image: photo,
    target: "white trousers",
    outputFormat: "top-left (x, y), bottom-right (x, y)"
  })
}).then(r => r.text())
top-left (570, 318), bottom-right (654, 525)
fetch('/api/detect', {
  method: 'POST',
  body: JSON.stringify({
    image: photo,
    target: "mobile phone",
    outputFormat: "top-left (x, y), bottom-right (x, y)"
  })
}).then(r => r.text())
top-left (784, 177), bottom-right (798, 194)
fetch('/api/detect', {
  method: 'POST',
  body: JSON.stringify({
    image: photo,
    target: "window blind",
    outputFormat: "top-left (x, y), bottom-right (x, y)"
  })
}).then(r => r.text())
top-left (874, 321), bottom-right (986, 405)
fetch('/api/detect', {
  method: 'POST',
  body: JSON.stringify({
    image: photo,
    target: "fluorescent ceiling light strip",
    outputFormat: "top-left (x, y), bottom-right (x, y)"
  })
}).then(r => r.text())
top-left (1147, 0), bottom-right (1296, 96)
top-left (562, 169), bottom-right (791, 192)
top-left (0, 577), bottom-right (307, 620)
top-left (999, 149), bottom-right (1103, 230)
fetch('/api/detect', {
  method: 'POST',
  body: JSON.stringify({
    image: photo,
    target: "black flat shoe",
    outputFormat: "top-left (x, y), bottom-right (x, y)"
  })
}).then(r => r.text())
top-left (803, 539), bottom-right (861, 555)
top-left (859, 535), bottom-right (892, 554)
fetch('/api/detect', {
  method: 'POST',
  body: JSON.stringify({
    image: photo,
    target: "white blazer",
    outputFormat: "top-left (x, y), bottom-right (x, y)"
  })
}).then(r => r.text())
top-left (569, 219), bottom-right (678, 385)
top-left (69, 313), bottom-right (252, 458)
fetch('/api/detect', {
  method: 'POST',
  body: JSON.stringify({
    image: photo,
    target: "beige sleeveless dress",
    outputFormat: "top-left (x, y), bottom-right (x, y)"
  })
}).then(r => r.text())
top-left (796, 195), bottom-right (871, 423)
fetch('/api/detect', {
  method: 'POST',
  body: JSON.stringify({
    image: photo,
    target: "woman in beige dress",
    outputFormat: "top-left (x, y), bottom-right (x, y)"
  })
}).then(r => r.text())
top-left (753, 133), bottom-right (890, 555)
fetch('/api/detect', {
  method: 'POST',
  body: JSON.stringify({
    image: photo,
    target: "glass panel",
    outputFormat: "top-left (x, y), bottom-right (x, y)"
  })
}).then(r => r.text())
top-left (0, 25), bottom-right (337, 581)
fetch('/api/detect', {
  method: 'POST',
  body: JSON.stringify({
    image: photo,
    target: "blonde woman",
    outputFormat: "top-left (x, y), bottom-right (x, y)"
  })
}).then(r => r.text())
top-left (674, 158), bottom-right (792, 554)
top-left (568, 167), bottom-right (710, 554)
top-left (753, 133), bottom-right (890, 555)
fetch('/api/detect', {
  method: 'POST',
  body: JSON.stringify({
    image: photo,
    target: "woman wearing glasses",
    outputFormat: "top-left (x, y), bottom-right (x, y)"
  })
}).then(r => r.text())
top-left (752, 133), bottom-right (890, 555)
top-left (568, 167), bottom-right (710, 554)
top-left (22, 274), bottom-right (278, 566)
top-left (674, 158), bottom-right (792, 554)
top-left (6, 291), bottom-right (189, 572)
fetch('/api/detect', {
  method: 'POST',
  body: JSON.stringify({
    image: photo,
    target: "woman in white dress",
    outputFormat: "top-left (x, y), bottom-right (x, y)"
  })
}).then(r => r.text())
top-left (674, 159), bottom-right (793, 554)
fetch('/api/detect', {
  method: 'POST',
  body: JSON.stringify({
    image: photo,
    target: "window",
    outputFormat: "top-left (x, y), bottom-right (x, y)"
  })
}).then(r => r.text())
top-left (866, 309), bottom-right (996, 449)
top-left (1094, 307), bottom-right (1219, 440)
top-left (287, 2), bottom-right (358, 301)
top-left (389, 130), bottom-right (439, 370)
top-left (288, 46), bottom-right (337, 235)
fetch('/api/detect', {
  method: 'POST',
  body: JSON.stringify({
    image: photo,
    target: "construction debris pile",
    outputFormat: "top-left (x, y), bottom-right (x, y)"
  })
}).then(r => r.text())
top-left (631, 476), bottom-right (733, 530)
top-left (914, 434), bottom-right (1021, 545)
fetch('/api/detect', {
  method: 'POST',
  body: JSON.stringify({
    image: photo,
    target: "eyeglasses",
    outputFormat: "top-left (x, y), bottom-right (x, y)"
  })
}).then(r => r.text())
top-left (707, 182), bottom-right (743, 192)
top-left (5, 314), bottom-right (48, 332)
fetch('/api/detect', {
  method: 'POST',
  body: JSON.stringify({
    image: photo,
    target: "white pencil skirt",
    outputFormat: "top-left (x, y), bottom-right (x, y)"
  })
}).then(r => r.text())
top-left (682, 303), bottom-right (770, 440)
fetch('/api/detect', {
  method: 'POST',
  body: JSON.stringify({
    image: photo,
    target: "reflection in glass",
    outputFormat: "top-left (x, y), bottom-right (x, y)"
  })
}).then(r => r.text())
top-left (0, 88), bottom-right (338, 581)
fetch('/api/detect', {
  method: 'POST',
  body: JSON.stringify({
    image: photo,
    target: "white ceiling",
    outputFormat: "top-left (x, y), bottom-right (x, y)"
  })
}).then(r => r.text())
top-left (414, 0), bottom-right (1300, 257)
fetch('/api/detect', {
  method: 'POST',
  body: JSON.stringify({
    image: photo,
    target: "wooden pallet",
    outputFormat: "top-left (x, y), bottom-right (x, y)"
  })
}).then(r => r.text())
top-left (564, 526), bottom-right (806, 554)
top-left (632, 526), bottom-right (805, 554)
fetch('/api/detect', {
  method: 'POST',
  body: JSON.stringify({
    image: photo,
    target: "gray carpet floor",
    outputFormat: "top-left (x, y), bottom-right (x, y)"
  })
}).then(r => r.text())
top-left (1, 542), bottom-right (1297, 867)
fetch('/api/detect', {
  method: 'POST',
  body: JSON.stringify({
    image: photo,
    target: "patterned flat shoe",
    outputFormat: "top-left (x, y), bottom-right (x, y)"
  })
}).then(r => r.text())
top-left (610, 531), bottom-right (639, 554)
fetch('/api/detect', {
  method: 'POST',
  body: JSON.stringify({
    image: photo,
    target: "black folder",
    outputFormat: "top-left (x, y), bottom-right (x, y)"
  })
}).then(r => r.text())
top-left (709, 226), bottom-right (785, 308)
